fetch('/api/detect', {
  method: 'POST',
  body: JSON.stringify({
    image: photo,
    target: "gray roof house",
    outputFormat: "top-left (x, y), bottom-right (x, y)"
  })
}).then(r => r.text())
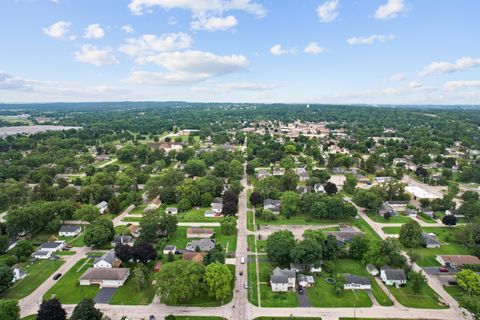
top-left (343, 274), bottom-right (371, 290)
top-left (264, 199), bottom-right (281, 214)
top-left (94, 250), bottom-right (120, 268)
top-left (380, 267), bottom-right (407, 286)
top-left (111, 236), bottom-right (133, 247)
top-left (422, 233), bottom-right (441, 248)
top-left (186, 239), bottom-right (216, 252)
top-left (58, 225), bottom-right (81, 236)
top-left (366, 264), bottom-right (379, 276)
top-left (270, 267), bottom-right (296, 292)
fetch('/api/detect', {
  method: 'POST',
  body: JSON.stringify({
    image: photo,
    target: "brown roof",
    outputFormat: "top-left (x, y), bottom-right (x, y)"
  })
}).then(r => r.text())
top-left (80, 268), bottom-right (130, 281)
top-left (187, 228), bottom-right (214, 235)
top-left (128, 225), bottom-right (138, 233)
top-left (182, 252), bottom-right (205, 263)
top-left (440, 255), bottom-right (480, 266)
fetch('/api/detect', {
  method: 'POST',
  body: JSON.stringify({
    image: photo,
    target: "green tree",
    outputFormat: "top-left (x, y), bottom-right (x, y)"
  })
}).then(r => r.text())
top-left (204, 244), bottom-right (226, 265)
top-left (74, 204), bottom-right (100, 223)
top-left (133, 266), bottom-right (148, 292)
top-left (83, 220), bottom-right (114, 247)
top-left (399, 220), bottom-right (423, 248)
top-left (348, 235), bottom-right (369, 260)
top-left (364, 239), bottom-right (406, 268)
top-left (204, 262), bottom-right (233, 301)
top-left (70, 299), bottom-right (103, 320)
top-left (156, 260), bottom-right (205, 303)
top-left (353, 189), bottom-right (383, 212)
top-left (289, 238), bottom-right (322, 267)
top-left (266, 230), bottom-right (296, 266)
top-left (0, 300), bottom-right (20, 320)
top-left (456, 269), bottom-right (480, 296)
top-left (220, 216), bottom-right (237, 235)
top-left (37, 298), bottom-right (66, 320)
top-left (0, 266), bottom-right (14, 293)
top-left (184, 159), bottom-right (207, 177)
top-left (280, 191), bottom-right (301, 218)
top-left (410, 271), bottom-right (427, 294)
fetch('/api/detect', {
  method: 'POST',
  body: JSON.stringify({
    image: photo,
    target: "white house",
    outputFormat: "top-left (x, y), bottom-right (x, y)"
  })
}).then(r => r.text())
top-left (290, 263), bottom-right (321, 273)
top-left (380, 267), bottom-right (407, 286)
top-left (58, 225), bottom-right (81, 237)
top-left (270, 267), bottom-right (296, 292)
top-left (80, 268), bottom-right (130, 288)
top-left (111, 236), bottom-right (133, 247)
top-left (204, 210), bottom-right (217, 218)
top-left (39, 241), bottom-right (65, 252)
top-left (314, 183), bottom-right (325, 193)
top-left (33, 250), bottom-right (52, 260)
top-left (263, 199), bottom-right (281, 214)
top-left (422, 233), bottom-right (441, 248)
top-left (343, 274), bottom-right (371, 290)
top-left (163, 245), bottom-right (176, 255)
top-left (94, 250), bottom-right (120, 268)
top-left (11, 265), bottom-right (27, 282)
top-left (366, 264), bottom-right (379, 276)
top-left (297, 274), bottom-right (315, 288)
top-left (96, 201), bottom-right (108, 214)
top-left (165, 207), bottom-right (178, 215)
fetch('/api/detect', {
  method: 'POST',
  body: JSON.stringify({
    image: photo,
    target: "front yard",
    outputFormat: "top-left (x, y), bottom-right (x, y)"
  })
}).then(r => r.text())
top-left (387, 281), bottom-right (447, 309)
top-left (247, 255), bottom-right (259, 306)
top-left (109, 270), bottom-right (155, 305)
top-left (166, 226), bottom-right (237, 254)
top-left (1, 260), bottom-right (64, 300)
top-left (259, 284), bottom-right (298, 307)
top-left (43, 258), bottom-right (98, 304)
top-left (256, 214), bottom-right (351, 226)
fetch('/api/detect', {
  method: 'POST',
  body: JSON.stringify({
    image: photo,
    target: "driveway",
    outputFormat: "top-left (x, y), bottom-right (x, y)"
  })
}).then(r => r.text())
top-left (423, 266), bottom-right (456, 276)
top-left (296, 289), bottom-right (311, 307)
top-left (94, 287), bottom-right (117, 304)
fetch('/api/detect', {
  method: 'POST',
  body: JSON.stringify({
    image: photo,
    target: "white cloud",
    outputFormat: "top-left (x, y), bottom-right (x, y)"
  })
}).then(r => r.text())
top-left (388, 73), bottom-right (406, 81)
top-left (74, 45), bottom-right (119, 66)
top-left (443, 80), bottom-right (480, 91)
top-left (374, 0), bottom-right (407, 20)
top-left (128, 0), bottom-right (266, 17)
top-left (420, 57), bottom-right (480, 76)
top-left (347, 34), bottom-right (395, 45)
top-left (192, 82), bottom-right (278, 93)
top-left (0, 71), bottom-right (35, 91)
top-left (408, 80), bottom-right (422, 89)
top-left (83, 24), bottom-right (105, 39)
top-left (121, 25), bottom-right (135, 34)
top-left (128, 50), bottom-right (249, 85)
top-left (270, 44), bottom-right (295, 56)
top-left (304, 42), bottom-right (326, 54)
top-left (316, 0), bottom-right (339, 23)
top-left (43, 21), bottom-right (75, 40)
top-left (119, 33), bottom-right (193, 56)
top-left (191, 15), bottom-right (238, 31)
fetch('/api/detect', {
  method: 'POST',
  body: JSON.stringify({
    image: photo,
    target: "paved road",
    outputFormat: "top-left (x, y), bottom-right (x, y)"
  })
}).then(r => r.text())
top-left (19, 246), bottom-right (90, 318)
top-left (97, 158), bottom-right (118, 168)
top-left (112, 204), bottom-right (136, 226)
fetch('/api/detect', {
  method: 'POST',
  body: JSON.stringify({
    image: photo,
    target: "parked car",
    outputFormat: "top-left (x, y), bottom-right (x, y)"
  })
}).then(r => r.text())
top-left (53, 273), bottom-right (62, 280)
top-left (298, 287), bottom-right (303, 294)
top-left (448, 280), bottom-right (458, 285)
top-left (239, 271), bottom-right (243, 276)
top-left (439, 267), bottom-right (449, 273)
top-left (64, 245), bottom-right (72, 249)
top-left (240, 256), bottom-right (245, 264)
top-left (149, 315), bottom-right (156, 320)
top-left (61, 247), bottom-right (70, 251)
top-left (243, 282), bottom-right (248, 289)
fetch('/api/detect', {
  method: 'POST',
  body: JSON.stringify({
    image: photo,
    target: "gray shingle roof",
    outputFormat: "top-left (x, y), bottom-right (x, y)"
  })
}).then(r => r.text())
top-left (344, 274), bottom-right (370, 285)
top-left (59, 225), bottom-right (80, 233)
top-left (383, 269), bottom-right (407, 281)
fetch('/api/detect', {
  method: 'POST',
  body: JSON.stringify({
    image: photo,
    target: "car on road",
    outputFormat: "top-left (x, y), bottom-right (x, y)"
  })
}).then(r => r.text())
top-left (240, 256), bottom-right (245, 264)
top-left (62, 247), bottom-right (70, 251)
top-left (53, 273), bottom-right (62, 280)
top-left (243, 282), bottom-right (248, 289)
top-left (149, 315), bottom-right (156, 320)
top-left (239, 270), bottom-right (243, 276)
top-left (439, 267), bottom-right (449, 273)
top-left (298, 287), bottom-right (303, 294)
top-left (448, 280), bottom-right (458, 285)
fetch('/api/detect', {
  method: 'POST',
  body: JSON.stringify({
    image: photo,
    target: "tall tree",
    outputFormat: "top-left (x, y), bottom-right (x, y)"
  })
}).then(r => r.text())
top-left (37, 298), bottom-right (66, 320)
top-left (399, 220), bottom-right (423, 248)
top-left (156, 260), bottom-right (205, 303)
top-left (132, 241), bottom-right (157, 264)
top-left (70, 299), bottom-right (103, 320)
top-left (0, 300), bottom-right (20, 320)
top-left (0, 266), bottom-right (13, 293)
top-left (266, 230), bottom-right (296, 266)
top-left (204, 262), bottom-right (233, 301)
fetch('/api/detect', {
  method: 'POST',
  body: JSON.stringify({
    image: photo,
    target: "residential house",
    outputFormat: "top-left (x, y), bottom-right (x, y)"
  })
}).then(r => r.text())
top-left (211, 202), bottom-right (223, 214)
top-left (96, 201), bottom-right (108, 214)
top-left (445, 209), bottom-right (465, 218)
top-left (270, 267), bottom-right (296, 292)
top-left (314, 183), bottom-right (325, 193)
top-left (186, 239), bottom-right (216, 252)
top-left (406, 208), bottom-right (417, 218)
top-left (386, 201), bottom-right (408, 208)
top-left (94, 250), bottom-right (121, 268)
top-left (343, 274), bottom-right (371, 290)
top-left (165, 207), bottom-right (178, 215)
top-left (422, 233), bottom-right (441, 248)
top-left (290, 263), bottom-right (321, 273)
top-left (380, 267), bottom-right (407, 287)
top-left (163, 245), bottom-right (176, 255)
top-left (380, 202), bottom-right (396, 216)
top-left (144, 197), bottom-right (161, 212)
top-left (297, 274), bottom-right (315, 288)
top-left (263, 199), bottom-right (281, 214)
top-left (11, 265), bottom-right (27, 282)
top-left (39, 241), bottom-right (65, 252)
top-left (182, 252), bottom-right (205, 264)
top-left (436, 255), bottom-right (480, 269)
top-left (296, 168), bottom-right (309, 182)
top-left (186, 228), bottom-right (214, 239)
top-left (204, 210), bottom-right (220, 218)
top-left (325, 227), bottom-right (364, 245)
top-left (32, 250), bottom-right (52, 260)
top-left (111, 236), bottom-right (133, 247)
top-left (296, 186), bottom-right (312, 194)
top-left (366, 264), bottom-right (379, 276)
top-left (58, 225), bottom-right (81, 237)
top-left (257, 169), bottom-right (270, 180)
top-left (272, 167), bottom-right (285, 176)
top-left (79, 268), bottom-right (130, 288)
top-left (127, 225), bottom-right (140, 238)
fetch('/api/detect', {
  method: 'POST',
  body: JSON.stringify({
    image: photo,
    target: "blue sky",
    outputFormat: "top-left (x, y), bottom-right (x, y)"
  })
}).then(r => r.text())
top-left (0, 0), bottom-right (479, 104)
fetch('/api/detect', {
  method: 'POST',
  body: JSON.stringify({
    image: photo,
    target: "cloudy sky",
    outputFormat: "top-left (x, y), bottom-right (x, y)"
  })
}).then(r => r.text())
top-left (0, 0), bottom-right (479, 104)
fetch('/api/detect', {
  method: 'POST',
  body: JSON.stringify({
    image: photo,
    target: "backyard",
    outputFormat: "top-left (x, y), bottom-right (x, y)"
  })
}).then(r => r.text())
top-left (166, 226), bottom-right (237, 254)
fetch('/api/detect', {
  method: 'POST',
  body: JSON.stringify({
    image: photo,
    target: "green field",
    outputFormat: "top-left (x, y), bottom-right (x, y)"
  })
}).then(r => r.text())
top-left (247, 210), bottom-right (255, 231)
top-left (259, 284), bottom-right (298, 307)
top-left (110, 270), bottom-right (155, 305)
top-left (366, 211), bottom-right (412, 224)
top-left (43, 258), bottom-right (99, 304)
top-left (387, 281), bottom-right (447, 309)
top-left (307, 259), bottom-right (373, 308)
top-left (1, 260), bottom-right (64, 300)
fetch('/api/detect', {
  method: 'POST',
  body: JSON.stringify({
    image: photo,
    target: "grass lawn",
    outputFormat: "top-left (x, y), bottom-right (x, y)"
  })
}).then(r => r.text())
top-left (256, 214), bottom-right (351, 226)
top-left (177, 207), bottom-right (223, 222)
top-left (68, 233), bottom-right (85, 247)
top-left (388, 281), bottom-right (447, 309)
top-left (167, 226), bottom-right (237, 254)
top-left (247, 255), bottom-right (259, 306)
top-left (21, 316), bottom-right (37, 320)
top-left (307, 259), bottom-right (372, 308)
top-left (247, 235), bottom-right (256, 253)
top-left (258, 261), bottom-right (275, 282)
top-left (367, 211), bottom-right (412, 224)
top-left (381, 226), bottom-right (470, 267)
top-left (43, 258), bottom-right (99, 304)
top-left (56, 251), bottom-right (77, 256)
top-left (254, 318), bottom-right (321, 320)
top-left (370, 277), bottom-right (393, 306)
top-left (130, 204), bottom-right (146, 214)
top-left (259, 284), bottom-right (298, 307)
top-left (352, 218), bottom-right (381, 241)
top-left (110, 270), bottom-right (155, 305)
top-left (247, 210), bottom-right (254, 231)
top-left (247, 189), bottom-right (253, 208)
top-left (256, 239), bottom-right (267, 253)
top-left (1, 260), bottom-right (64, 300)
top-left (123, 216), bottom-right (142, 222)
